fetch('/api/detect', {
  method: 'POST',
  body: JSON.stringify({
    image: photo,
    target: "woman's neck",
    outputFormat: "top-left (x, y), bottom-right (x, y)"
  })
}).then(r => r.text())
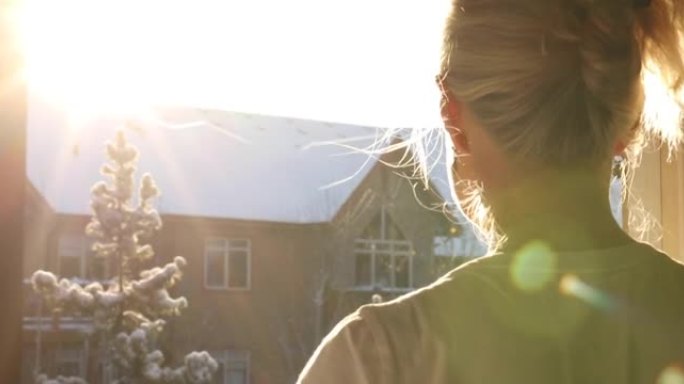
top-left (488, 167), bottom-right (634, 253)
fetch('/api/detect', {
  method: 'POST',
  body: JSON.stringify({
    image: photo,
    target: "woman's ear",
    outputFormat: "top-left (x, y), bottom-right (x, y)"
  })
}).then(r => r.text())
top-left (613, 118), bottom-right (639, 156)
top-left (440, 94), bottom-right (470, 155)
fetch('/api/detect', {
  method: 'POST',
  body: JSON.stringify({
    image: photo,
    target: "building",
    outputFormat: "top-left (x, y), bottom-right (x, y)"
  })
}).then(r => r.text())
top-left (23, 101), bottom-right (486, 383)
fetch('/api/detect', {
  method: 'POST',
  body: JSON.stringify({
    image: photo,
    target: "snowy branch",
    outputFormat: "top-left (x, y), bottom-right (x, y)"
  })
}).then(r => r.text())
top-left (111, 316), bottom-right (217, 384)
top-left (30, 256), bottom-right (188, 330)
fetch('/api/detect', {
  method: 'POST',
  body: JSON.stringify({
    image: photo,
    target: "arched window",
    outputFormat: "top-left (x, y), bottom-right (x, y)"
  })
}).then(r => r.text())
top-left (354, 208), bottom-right (413, 290)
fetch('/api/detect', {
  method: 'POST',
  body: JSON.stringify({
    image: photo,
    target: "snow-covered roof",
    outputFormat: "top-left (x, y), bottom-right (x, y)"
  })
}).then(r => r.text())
top-left (28, 100), bottom-right (453, 224)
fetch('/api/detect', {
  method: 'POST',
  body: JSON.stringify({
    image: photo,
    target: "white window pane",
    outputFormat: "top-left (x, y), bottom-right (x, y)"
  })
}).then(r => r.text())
top-left (206, 251), bottom-right (226, 288)
top-left (228, 250), bottom-right (248, 288)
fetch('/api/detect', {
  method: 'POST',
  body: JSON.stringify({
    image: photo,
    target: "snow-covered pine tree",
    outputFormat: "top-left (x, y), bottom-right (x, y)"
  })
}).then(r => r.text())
top-left (31, 130), bottom-right (218, 383)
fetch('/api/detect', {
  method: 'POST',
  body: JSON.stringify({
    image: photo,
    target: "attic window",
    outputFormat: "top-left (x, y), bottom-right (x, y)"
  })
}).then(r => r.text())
top-left (354, 208), bottom-right (414, 290)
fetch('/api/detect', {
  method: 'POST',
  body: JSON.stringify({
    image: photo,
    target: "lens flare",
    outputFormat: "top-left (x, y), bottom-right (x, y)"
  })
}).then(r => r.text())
top-left (657, 365), bottom-right (684, 384)
top-left (510, 241), bottom-right (557, 292)
top-left (559, 274), bottom-right (617, 312)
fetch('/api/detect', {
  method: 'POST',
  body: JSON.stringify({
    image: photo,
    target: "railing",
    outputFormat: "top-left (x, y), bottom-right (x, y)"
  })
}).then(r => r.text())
top-left (23, 317), bottom-right (94, 333)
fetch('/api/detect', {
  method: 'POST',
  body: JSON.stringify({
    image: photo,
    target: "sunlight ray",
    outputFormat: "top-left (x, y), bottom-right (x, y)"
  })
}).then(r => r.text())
top-left (149, 118), bottom-right (251, 144)
top-left (131, 124), bottom-right (203, 218)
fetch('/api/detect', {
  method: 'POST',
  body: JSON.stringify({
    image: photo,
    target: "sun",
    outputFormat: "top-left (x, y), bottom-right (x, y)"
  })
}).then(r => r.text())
top-left (17, 0), bottom-right (448, 130)
top-left (18, 0), bottom-right (169, 129)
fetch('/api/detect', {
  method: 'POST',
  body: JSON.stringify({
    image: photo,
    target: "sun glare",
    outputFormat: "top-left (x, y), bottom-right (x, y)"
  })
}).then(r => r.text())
top-left (642, 63), bottom-right (684, 151)
top-left (19, 0), bottom-right (180, 131)
top-left (18, 0), bottom-right (448, 129)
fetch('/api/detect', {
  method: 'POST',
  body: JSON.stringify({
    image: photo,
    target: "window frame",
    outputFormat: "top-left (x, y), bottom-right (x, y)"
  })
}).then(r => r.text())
top-left (211, 350), bottom-right (251, 384)
top-left (354, 238), bottom-right (414, 291)
top-left (203, 237), bottom-right (252, 291)
top-left (353, 207), bottom-right (414, 291)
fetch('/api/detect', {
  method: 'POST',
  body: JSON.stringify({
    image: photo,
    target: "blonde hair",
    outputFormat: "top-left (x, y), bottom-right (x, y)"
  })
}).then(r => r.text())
top-left (441, 0), bottom-right (683, 165)
top-left (389, 0), bottom-right (684, 250)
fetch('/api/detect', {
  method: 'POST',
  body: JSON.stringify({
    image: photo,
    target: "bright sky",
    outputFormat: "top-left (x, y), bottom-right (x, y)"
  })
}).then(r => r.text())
top-left (19, 0), bottom-right (449, 129)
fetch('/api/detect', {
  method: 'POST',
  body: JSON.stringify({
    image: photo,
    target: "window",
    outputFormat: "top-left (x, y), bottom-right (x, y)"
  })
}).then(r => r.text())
top-left (432, 234), bottom-right (469, 276)
top-left (433, 227), bottom-right (486, 258)
top-left (55, 344), bottom-right (85, 378)
top-left (212, 350), bottom-right (250, 384)
top-left (58, 234), bottom-right (86, 279)
top-left (354, 208), bottom-right (413, 290)
top-left (57, 234), bottom-right (108, 280)
top-left (204, 238), bottom-right (251, 289)
top-left (432, 221), bottom-right (487, 276)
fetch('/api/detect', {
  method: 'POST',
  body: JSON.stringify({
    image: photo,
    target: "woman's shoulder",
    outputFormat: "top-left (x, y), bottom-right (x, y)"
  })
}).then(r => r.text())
top-left (363, 241), bottom-right (684, 329)
top-left (299, 245), bottom-right (684, 384)
top-left (583, 240), bottom-right (684, 283)
top-left (356, 255), bottom-right (505, 340)
top-left (297, 276), bottom-right (465, 384)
